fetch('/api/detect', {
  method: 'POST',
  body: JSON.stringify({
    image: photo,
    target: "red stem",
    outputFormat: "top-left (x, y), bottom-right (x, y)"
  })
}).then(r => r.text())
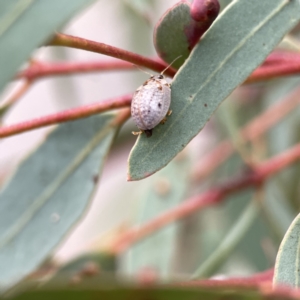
top-left (0, 80), bottom-right (33, 115)
top-left (248, 61), bottom-right (300, 82)
top-left (14, 50), bottom-right (300, 82)
top-left (110, 143), bottom-right (300, 254)
top-left (263, 51), bottom-right (300, 64)
top-left (0, 94), bottom-right (132, 138)
top-left (192, 85), bottom-right (300, 181)
top-left (4, 49), bottom-right (300, 138)
top-left (17, 60), bottom-right (135, 80)
top-left (50, 33), bottom-right (176, 77)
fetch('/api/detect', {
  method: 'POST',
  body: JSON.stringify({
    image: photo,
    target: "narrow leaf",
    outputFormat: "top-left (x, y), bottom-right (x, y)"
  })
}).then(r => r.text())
top-left (273, 212), bottom-right (300, 288)
top-left (0, 0), bottom-right (96, 92)
top-left (126, 154), bottom-right (190, 278)
top-left (192, 199), bottom-right (259, 279)
top-left (128, 0), bottom-right (300, 181)
top-left (0, 113), bottom-right (118, 290)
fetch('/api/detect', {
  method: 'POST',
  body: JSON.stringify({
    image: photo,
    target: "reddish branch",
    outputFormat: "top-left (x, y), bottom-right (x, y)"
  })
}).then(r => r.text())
top-left (50, 33), bottom-right (176, 77)
top-left (263, 51), bottom-right (300, 65)
top-left (192, 86), bottom-right (300, 181)
top-left (247, 51), bottom-right (300, 83)
top-left (110, 142), bottom-right (300, 254)
top-left (0, 94), bottom-right (132, 138)
top-left (3, 50), bottom-right (299, 141)
top-left (0, 80), bottom-right (33, 115)
top-left (247, 61), bottom-right (300, 83)
top-left (14, 49), bottom-right (300, 82)
top-left (17, 60), bottom-right (135, 80)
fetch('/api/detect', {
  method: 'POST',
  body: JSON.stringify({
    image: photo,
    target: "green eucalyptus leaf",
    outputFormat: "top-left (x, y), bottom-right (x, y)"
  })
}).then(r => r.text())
top-left (154, 1), bottom-right (191, 69)
top-left (273, 212), bottom-right (300, 288)
top-left (0, 113), bottom-right (118, 290)
top-left (154, 0), bottom-right (219, 69)
top-left (0, 0), bottom-right (96, 93)
top-left (192, 200), bottom-right (259, 279)
top-left (126, 153), bottom-right (190, 278)
top-left (128, 0), bottom-right (300, 181)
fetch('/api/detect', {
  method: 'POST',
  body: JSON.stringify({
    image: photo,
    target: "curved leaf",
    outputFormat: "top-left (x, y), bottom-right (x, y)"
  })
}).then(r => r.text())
top-left (128, 0), bottom-right (300, 181)
top-left (273, 212), bottom-right (300, 288)
top-left (0, 0), bottom-right (96, 93)
top-left (0, 113), bottom-right (119, 290)
top-left (154, 1), bottom-right (192, 69)
top-left (154, 0), bottom-right (219, 69)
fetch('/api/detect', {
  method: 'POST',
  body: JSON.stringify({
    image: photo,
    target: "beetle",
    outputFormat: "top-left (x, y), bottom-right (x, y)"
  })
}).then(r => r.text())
top-left (131, 56), bottom-right (181, 137)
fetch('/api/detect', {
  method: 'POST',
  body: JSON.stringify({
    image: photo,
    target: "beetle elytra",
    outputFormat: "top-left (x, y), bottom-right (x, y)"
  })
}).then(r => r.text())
top-left (131, 56), bottom-right (182, 137)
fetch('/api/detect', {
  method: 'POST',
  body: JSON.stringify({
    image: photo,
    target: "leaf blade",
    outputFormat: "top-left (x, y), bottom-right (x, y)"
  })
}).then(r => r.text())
top-left (125, 154), bottom-right (190, 278)
top-left (0, 0), bottom-right (96, 92)
top-left (128, 0), bottom-right (300, 181)
top-left (0, 113), bottom-right (118, 290)
top-left (273, 212), bottom-right (300, 288)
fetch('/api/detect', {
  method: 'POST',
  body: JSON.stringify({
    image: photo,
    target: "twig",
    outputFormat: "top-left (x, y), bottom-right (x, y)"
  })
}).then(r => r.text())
top-left (50, 33), bottom-right (176, 77)
top-left (247, 61), bottom-right (300, 83)
top-left (16, 60), bottom-right (136, 80)
top-left (246, 51), bottom-right (300, 82)
top-left (0, 80), bottom-right (33, 116)
top-left (192, 86), bottom-right (300, 181)
top-left (14, 50), bottom-right (300, 82)
top-left (0, 94), bottom-right (132, 138)
top-left (263, 51), bottom-right (300, 65)
top-left (110, 142), bottom-right (300, 254)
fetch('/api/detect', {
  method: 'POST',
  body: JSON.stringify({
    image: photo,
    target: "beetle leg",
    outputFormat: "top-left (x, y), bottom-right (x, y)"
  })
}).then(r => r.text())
top-left (160, 117), bottom-right (167, 125)
top-left (160, 110), bottom-right (172, 125)
top-left (132, 130), bottom-right (143, 136)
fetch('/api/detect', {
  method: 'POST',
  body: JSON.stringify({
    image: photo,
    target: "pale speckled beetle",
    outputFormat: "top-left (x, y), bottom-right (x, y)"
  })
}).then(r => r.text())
top-left (131, 56), bottom-right (181, 138)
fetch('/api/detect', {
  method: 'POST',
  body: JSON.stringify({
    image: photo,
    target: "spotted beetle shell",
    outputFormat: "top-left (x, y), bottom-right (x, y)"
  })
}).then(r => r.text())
top-left (131, 74), bottom-right (171, 132)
